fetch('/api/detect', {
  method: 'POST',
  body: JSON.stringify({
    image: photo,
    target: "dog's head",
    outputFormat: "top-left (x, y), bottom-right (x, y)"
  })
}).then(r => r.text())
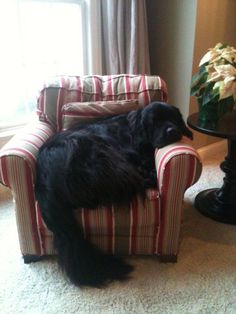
top-left (141, 102), bottom-right (193, 148)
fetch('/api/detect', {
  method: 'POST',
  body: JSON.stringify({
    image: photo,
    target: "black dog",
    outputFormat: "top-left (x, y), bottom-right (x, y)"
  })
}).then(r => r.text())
top-left (35, 102), bottom-right (193, 287)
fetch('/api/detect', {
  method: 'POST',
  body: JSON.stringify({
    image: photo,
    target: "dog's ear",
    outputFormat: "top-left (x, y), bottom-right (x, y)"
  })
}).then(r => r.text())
top-left (140, 105), bottom-right (153, 131)
top-left (182, 125), bottom-right (193, 140)
top-left (183, 127), bottom-right (193, 139)
top-left (171, 106), bottom-right (193, 140)
top-left (179, 117), bottom-right (193, 140)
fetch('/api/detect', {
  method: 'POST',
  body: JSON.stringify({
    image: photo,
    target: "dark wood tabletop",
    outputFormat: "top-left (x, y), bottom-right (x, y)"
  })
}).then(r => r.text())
top-left (187, 110), bottom-right (236, 139)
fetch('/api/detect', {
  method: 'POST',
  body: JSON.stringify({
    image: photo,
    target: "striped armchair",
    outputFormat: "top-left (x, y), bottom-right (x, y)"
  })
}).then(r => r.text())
top-left (0, 74), bottom-right (202, 263)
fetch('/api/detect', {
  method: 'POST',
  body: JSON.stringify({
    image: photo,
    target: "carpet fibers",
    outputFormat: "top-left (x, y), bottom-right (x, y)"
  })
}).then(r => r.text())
top-left (0, 152), bottom-right (236, 314)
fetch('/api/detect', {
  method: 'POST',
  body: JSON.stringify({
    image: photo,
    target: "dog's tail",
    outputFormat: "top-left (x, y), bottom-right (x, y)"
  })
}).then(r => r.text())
top-left (37, 196), bottom-right (133, 287)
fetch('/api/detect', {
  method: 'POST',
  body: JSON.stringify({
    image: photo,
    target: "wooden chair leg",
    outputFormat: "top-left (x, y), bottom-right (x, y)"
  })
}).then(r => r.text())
top-left (23, 254), bottom-right (44, 264)
top-left (160, 254), bottom-right (177, 263)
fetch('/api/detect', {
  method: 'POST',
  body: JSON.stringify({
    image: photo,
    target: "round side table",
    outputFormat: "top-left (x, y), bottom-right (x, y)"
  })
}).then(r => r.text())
top-left (187, 110), bottom-right (236, 224)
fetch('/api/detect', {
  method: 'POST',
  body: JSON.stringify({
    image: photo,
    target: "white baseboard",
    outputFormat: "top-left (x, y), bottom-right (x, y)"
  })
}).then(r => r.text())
top-left (197, 140), bottom-right (227, 161)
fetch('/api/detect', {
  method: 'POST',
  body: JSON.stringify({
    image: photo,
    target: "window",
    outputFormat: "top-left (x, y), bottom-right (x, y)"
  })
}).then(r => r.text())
top-left (0, 0), bottom-right (87, 130)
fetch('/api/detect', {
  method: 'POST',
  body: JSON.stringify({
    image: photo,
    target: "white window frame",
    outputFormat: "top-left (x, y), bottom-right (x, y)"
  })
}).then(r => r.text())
top-left (85, 0), bottom-right (103, 75)
top-left (0, 0), bottom-right (88, 138)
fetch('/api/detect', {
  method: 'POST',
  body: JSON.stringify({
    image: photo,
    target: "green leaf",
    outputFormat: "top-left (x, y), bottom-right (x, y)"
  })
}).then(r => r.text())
top-left (199, 64), bottom-right (207, 74)
top-left (220, 43), bottom-right (229, 49)
top-left (218, 96), bottom-right (235, 115)
top-left (201, 82), bottom-right (219, 106)
top-left (191, 84), bottom-right (204, 97)
top-left (219, 95), bottom-right (235, 106)
top-left (191, 66), bottom-right (207, 85)
top-left (191, 71), bottom-right (208, 96)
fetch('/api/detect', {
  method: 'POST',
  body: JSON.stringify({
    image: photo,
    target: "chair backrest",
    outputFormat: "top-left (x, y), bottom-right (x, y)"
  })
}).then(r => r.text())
top-left (37, 74), bottom-right (168, 131)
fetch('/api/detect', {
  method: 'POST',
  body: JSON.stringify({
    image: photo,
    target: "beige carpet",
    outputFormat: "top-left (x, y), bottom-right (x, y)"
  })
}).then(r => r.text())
top-left (0, 152), bottom-right (236, 314)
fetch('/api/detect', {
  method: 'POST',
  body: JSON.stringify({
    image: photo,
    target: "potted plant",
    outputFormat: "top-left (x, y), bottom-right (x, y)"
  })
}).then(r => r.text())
top-left (191, 43), bottom-right (236, 126)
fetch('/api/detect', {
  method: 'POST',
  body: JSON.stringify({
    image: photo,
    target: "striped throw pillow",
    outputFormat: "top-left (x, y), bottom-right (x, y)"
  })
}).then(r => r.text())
top-left (61, 99), bottom-right (140, 130)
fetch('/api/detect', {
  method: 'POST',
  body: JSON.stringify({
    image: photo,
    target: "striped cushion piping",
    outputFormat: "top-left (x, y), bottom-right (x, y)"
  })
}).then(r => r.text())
top-left (39, 74), bottom-right (167, 91)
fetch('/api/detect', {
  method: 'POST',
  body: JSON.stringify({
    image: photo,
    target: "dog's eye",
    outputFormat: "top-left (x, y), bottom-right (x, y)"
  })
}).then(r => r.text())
top-left (166, 127), bottom-right (178, 136)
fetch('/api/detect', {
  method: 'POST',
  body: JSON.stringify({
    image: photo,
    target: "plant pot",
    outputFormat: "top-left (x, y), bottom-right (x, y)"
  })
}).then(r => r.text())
top-left (197, 97), bottom-right (235, 128)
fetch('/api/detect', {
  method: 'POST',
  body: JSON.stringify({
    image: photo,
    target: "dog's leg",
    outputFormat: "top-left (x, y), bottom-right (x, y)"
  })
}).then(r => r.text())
top-left (39, 198), bottom-right (133, 287)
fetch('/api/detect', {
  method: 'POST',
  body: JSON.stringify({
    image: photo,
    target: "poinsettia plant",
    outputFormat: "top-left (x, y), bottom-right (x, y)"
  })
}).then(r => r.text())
top-left (191, 43), bottom-right (236, 108)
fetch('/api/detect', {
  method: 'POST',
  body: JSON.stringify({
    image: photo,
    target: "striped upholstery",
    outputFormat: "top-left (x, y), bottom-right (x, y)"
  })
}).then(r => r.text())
top-left (0, 122), bottom-right (55, 255)
top-left (0, 74), bottom-right (202, 260)
top-left (62, 99), bottom-right (140, 130)
top-left (35, 189), bottom-right (161, 256)
top-left (37, 74), bottom-right (168, 130)
top-left (155, 139), bottom-right (202, 256)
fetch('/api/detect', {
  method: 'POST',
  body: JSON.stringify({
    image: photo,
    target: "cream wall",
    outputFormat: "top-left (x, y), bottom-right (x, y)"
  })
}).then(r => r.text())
top-left (147, 0), bottom-right (197, 120)
top-left (147, 0), bottom-right (236, 149)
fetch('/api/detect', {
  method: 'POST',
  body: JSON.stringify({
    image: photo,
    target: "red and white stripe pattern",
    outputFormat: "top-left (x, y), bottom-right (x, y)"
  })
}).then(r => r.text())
top-left (61, 99), bottom-right (140, 130)
top-left (155, 139), bottom-right (202, 256)
top-left (129, 190), bottom-right (161, 255)
top-left (36, 74), bottom-right (168, 130)
top-left (0, 122), bottom-right (55, 256)
top-left (32, 140), bottom-right (201, 257)
top-left (0, 75), bottom-right (202, 260)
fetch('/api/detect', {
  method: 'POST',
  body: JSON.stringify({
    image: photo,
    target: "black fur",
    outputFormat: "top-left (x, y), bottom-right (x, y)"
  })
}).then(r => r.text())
top-left (35, 101), bottom-right (193, 287)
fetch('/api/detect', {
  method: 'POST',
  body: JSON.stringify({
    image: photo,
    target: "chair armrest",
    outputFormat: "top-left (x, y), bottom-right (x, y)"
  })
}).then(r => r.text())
top-left (0, 121), bottom-right (55, 256)
top-left (155, 138), bottom-right (202, 194)
top-left (155, 138), bottom-right (202, 257)
top-left (0, 121), bottom-right (55, 187)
